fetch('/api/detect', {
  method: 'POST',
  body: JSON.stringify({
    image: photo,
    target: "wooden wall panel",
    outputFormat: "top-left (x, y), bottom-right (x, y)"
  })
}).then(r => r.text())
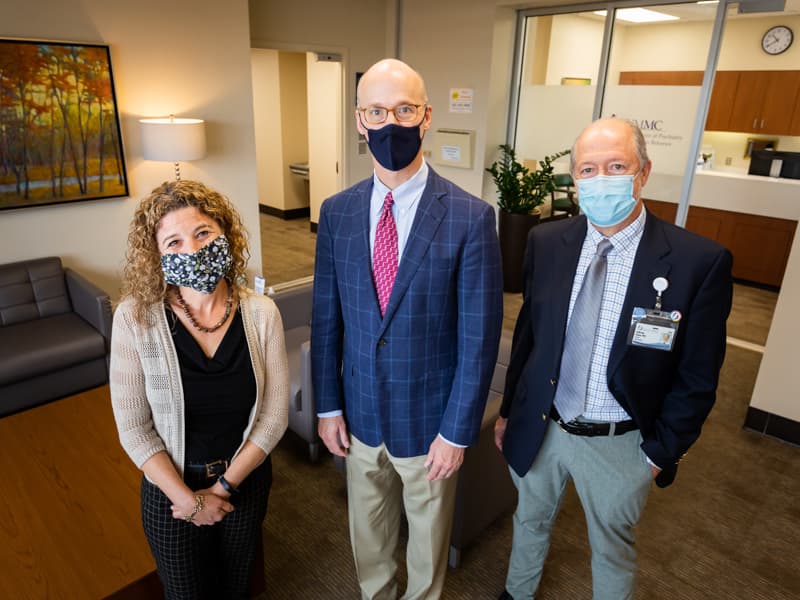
top-left (643, 199), bottom-right (797, 287)
top-left (618, 71), bottom-right (704, 86)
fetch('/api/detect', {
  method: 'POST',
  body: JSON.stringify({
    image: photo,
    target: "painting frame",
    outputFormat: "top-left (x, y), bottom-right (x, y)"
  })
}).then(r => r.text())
top-left (0, 38), bottom-right (129, 211)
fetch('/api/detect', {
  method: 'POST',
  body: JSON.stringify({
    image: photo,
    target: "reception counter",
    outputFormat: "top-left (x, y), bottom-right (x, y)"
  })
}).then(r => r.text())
top-left (643, 169), bottom-right (799, 287)
top-left (647, 169), bottom-right (800, 220)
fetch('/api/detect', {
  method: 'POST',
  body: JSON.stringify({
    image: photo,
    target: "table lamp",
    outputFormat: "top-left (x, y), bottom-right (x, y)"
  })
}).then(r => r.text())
top-left (140, 116), bottom-right (206, 180)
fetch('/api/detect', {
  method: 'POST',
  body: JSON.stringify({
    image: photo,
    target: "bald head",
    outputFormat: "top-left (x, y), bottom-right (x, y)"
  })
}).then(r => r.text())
top-left (570, 117), bottom-right (649, 175)
top-left (357, 59), bottom-right (428, 108)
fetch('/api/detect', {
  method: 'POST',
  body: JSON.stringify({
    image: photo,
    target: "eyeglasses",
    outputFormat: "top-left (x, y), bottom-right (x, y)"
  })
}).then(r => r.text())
top-left (357, 103), bottom-right (426, 125)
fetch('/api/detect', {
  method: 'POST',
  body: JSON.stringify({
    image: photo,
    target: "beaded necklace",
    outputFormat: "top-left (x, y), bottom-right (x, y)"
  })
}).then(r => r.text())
top-left (174, 283), bottom-right (233, 334)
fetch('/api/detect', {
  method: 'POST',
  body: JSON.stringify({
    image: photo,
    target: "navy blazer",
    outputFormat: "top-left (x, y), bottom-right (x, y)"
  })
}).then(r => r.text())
top-left (500, 211), bottom-right (732, 487)
top-left (311, 167), bottom-right (503, 457)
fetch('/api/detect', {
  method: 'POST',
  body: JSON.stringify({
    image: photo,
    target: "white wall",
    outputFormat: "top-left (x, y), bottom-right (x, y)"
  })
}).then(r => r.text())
top-left (306, 54), bottom-right (342, 223)
top-left (547, 14), bottom-right (605, 85)
top-left (251, 49), bottom-right (285, 210)
top-left (750, 230), bottom-right (800, 422)
top-left (613, 20), bottom-right (714, 74)
top-left (612, 15), bottom-right (800, 72)
top-left (482, 6), bottom-right (519, 206)
top-left (0, 0), bottom-right (262, 297)
top-left (249, 0), bottom-right (388, 200)
top-left (400, 0), bottom-right (508, 198)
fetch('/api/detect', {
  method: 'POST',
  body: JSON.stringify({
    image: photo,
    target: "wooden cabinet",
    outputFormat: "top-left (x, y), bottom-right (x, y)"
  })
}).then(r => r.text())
top-left (760, 71), bottom-right (800, 134)
top-left (791, 88), bottom-right (800, 135)
top-left (705, 71), bottom-right (740, 132)
top-left (643, 199), bottom-right (797, 288)
top-left (727, 71), bottom-right (800, 135)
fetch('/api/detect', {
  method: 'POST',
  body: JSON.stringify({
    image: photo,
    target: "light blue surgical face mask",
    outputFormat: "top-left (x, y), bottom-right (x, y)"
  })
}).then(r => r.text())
top-left (576, 173), bottom-right (639, 228)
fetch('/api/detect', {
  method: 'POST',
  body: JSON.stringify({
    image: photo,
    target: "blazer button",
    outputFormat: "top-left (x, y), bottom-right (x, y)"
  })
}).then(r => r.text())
top-left (549, 378), bottom-right (557, 386)
top-left (542, 413), bottom-right (547, 421)
top-left (378, 338), bottom-right (387, 347)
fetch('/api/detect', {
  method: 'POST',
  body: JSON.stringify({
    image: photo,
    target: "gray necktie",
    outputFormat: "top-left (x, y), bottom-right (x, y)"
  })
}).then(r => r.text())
top-left (553, 238), bottom-right (613, 423)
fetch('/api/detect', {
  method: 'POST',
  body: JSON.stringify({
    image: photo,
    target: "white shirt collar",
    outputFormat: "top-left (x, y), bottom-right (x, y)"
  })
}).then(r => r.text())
top-left (371, 161), bottom-right (429, 218)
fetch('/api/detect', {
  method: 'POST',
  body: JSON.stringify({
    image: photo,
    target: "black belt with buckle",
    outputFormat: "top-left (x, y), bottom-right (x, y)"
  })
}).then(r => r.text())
top-left (185, 459), bottom-right (229, 479)
top-left (550, 406), bottom-right (637, 437)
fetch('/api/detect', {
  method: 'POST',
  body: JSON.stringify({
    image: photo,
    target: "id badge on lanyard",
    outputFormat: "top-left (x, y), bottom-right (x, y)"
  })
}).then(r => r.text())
top-left (626, 277), bottom-right (681, 352)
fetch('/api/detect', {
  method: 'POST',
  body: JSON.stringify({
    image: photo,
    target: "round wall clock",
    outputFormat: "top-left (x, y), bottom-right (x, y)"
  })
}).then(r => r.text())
top-left (761, 25), bottom-right (793, 55)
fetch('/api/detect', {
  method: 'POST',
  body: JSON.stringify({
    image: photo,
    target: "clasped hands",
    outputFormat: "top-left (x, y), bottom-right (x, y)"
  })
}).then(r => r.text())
top-left (170, 481), bottom-right (235, 526)
top-left (318, 415), bottom-right (464, 481)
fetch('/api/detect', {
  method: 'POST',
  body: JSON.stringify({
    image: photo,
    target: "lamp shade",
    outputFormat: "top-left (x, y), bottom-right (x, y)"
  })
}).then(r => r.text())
top-left (139, 117), bottom-right (206, 162)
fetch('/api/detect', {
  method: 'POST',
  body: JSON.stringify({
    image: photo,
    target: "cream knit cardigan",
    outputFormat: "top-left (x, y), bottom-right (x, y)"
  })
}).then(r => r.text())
top-left (110, 290), bottom-right (289, 475)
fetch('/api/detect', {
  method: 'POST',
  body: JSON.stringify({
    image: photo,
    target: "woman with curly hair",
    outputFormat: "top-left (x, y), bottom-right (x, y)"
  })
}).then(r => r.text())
top-left (110, 180), bottom-right (289, 599)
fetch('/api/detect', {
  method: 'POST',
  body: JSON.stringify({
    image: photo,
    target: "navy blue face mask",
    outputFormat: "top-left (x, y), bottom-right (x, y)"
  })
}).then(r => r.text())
top-left (362, 113), bottom-right (425, 171)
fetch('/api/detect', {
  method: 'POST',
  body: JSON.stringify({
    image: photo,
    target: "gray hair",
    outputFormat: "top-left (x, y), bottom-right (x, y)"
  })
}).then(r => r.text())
top-left (570, 117), bottom-right (649, 174)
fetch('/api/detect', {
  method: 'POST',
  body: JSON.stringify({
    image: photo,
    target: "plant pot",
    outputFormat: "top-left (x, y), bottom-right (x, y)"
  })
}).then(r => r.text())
top-left (498, 209), bottom-right (540, 294)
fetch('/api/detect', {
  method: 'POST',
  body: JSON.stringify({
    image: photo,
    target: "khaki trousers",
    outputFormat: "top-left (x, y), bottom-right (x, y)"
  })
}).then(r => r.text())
top-left (346, 435), bottom-right (458, 600)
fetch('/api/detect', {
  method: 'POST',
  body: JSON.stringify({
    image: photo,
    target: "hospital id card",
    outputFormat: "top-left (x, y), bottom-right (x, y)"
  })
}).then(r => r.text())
top-left (627, 307), bottom-right (681, 352)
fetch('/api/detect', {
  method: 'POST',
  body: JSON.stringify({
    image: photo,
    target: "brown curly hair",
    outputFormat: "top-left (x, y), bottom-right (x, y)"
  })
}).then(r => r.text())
top-left (121, 180), bottom-right (250, 325)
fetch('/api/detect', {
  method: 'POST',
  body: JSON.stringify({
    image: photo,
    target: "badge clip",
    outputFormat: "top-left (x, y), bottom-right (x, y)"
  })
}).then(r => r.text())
top-left (652, 277), bottom-right (668, 310)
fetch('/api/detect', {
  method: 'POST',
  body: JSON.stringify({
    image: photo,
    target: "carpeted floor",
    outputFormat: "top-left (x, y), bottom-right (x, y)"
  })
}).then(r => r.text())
top-left (256, 213), bottom-right (799, 599)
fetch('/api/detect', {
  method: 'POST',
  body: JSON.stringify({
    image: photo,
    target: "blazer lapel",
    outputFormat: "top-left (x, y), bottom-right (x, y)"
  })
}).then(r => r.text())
top-left (378, 170), bottom-right (446, 333)
top-left (607, 211), bottom-right (673, 379)
top-left (351, 180), bottom-right (382, 320)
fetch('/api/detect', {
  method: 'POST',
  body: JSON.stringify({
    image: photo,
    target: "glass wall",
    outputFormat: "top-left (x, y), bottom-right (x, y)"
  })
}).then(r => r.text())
top-left (511, 1), bottom-right (800, 228)
top-left (600, 4), bottom-right (716, 207)
top-left (513, 11), bottom-right (606, 204)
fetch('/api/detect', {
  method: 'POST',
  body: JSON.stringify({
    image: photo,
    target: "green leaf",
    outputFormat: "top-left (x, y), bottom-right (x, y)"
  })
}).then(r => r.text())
top-left (486, 145), bottom-right (571, 214)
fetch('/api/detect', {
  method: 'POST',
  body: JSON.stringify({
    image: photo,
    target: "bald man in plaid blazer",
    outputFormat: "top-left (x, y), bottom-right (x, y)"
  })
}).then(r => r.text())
top-left (311, 59), bottom-right (503, 599)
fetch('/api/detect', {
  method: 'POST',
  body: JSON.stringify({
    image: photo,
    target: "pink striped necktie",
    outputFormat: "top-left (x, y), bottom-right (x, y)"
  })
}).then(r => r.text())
top-left (373, 191), bottom-right (398, 316)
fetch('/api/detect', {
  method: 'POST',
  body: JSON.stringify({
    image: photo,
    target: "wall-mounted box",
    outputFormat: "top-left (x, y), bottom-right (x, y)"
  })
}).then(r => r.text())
top-left (432, 128), bottom-right (475, 169)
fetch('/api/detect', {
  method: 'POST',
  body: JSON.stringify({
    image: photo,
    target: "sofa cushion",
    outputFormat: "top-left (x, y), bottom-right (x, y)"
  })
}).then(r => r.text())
top-left (489, 334), bottom-right (513, 394)
top-left (284, 325), bottom-right (311, 411)
top-left (271, 284), bottom-right (313, 330)
top-left (0, 313), bottom-right (105, 386)
top-left (0, 257), bottom-right (71, 326)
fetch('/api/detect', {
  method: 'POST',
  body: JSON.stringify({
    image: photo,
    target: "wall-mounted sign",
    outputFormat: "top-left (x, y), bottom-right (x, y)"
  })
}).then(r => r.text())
top-left (603, 86), bottom-right (701, 175)
top-left (449, 88), bottom-right (474, 114)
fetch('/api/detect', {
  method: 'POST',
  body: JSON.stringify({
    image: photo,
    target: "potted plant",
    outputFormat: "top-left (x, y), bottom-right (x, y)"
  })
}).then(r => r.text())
top-left (486, 144), bottom-right (570, 293)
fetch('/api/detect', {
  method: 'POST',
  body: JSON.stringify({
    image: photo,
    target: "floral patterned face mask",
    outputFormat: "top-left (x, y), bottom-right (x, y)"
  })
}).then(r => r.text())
top-left (160, 234), bottom-right (233, 294)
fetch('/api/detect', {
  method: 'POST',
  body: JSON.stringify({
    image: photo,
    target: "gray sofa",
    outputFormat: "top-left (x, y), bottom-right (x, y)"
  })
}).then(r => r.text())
top-left (269, 277), bottom-right (319, 461)
top-left (0, 257), bottom-right (112, 417)
top-left (449, 332), bottom-right (517, 567)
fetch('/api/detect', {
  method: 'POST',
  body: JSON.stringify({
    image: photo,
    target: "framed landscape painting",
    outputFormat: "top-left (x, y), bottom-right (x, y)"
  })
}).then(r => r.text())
top-left (0, 39), bottom-right (128, 211)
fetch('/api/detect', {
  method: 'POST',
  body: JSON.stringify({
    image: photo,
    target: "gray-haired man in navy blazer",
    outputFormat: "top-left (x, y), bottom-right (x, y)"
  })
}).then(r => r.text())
top-left (495, 118), bottom-right (732, 600)
top-left (311, 59), bottom-right (503, 599)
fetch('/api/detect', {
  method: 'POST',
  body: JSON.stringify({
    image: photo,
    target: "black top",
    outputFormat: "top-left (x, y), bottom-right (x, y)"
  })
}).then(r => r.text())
top-left (167, 306), bottom-right (256, 463)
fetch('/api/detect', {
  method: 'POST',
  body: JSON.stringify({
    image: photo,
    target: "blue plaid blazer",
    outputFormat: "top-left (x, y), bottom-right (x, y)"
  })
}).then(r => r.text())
top-left (311, 167), bottom-right (503, 457)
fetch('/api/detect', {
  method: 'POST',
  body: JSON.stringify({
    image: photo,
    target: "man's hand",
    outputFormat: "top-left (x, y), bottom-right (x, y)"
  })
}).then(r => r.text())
top-left (424, 437), bottom-right (464, 481)
top-left (650, 465), bottom-right (661, 479)
top-left (318, 415), bottom-right (350, 457)
top-left (494, 416), bottom-right (508, 452)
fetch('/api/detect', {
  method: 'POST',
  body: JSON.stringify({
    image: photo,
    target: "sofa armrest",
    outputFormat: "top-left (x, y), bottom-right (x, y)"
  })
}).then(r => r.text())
top-left (300, 340), bottom-right (313, 414)
top-left (65, 268), bottom-right (112, 350)
top-left (269, 278), bottom-right (313, 330)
